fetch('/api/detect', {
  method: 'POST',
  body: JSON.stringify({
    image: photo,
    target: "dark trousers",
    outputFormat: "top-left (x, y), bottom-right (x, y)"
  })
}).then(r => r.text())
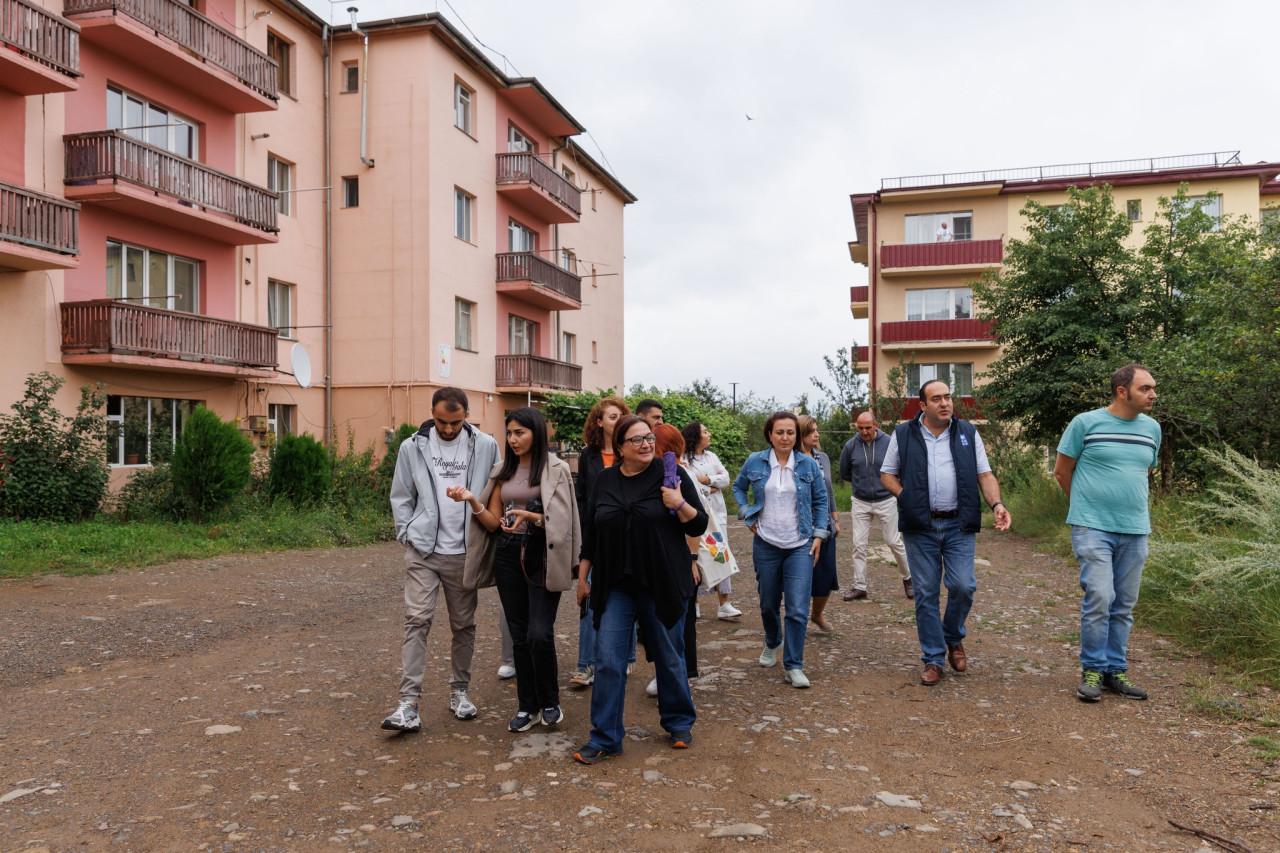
top-left (493, 537), bottom-right (562, 712)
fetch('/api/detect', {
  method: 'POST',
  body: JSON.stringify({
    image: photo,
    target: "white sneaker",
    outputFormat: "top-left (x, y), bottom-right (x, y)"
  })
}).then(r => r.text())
top-left (626, 663), bottom-right (634, 676)
top-left (759, 643), bottom-right (782, 668)
top-left (497, 664), bottom-right (516, 679)
top-left (695, 603), bottom-right (701, 618)
top-left (450, 688), bottom-right (478, 720)
top-left (784, 669), bottom-right (811, 689)
top-left (646, 677), bottom-right (658, 697)
top-left (380, 699), bottom-right (420, 732)
top-left (717, 602), bottom-right (742, 619)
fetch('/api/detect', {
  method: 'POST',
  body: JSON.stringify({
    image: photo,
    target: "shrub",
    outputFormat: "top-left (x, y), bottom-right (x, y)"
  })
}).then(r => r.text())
top-left (0, 372), bottom-right (109, 522)
top-left (267, 433), bottom-right (330, 504)
top-left (114, 463), bottom-right (183, 521)
top-left (169, 406), bottom-right (253, 520)
top-left (329, 430), bottom-right (386, 518)
top-left (376, 423), bottom-right (417, 489)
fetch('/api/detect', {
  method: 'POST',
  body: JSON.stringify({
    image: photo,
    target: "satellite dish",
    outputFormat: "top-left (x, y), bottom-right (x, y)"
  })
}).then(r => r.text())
top-left (291, 343), bottom-right (312, 389)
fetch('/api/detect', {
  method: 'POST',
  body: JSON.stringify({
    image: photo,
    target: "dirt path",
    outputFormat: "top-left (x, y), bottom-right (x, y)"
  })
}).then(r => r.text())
top-left (3, 524), bottom-right (1279, 852)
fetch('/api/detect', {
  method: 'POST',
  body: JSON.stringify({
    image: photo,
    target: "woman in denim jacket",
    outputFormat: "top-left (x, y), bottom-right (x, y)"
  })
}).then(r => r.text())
top-left (732, 411), bottom-right (829, 688)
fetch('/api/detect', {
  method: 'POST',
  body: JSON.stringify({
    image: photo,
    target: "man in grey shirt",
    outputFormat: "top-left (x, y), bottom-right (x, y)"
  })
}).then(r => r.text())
top-left (838, 412), bottom-right (912, 601)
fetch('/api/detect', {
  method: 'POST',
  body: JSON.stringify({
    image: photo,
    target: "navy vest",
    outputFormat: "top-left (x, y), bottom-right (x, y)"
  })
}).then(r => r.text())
top-left (893, 415), bottom-right (982, 534)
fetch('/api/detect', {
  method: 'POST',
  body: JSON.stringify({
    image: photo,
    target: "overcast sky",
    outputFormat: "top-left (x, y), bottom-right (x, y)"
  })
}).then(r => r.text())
top-left (301, 0), bottom-right (1279, 406)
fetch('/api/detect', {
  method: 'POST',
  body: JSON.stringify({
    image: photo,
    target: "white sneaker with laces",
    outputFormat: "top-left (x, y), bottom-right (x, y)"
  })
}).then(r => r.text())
top-left (381, 699), bottom-right (421, 732)
top-left (497, 664), bottom-right (516, 679)
top-left (759, 643), bottom-right (782, 668)
top-left (784, 669), bottom-right (811, 689)
top-left (646, 677), bottom-right (659, 697)
top-left (450, 688), bottom-right (478, 720)
top-left (717, 602), bottom-right (742, 619)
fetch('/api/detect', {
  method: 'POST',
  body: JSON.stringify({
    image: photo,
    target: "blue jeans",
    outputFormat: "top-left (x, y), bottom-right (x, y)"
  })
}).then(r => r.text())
top-left (1072, 526), bottom-right (1148, 673)
top-left (585, 587), bottom-right (695, 754)
top-left (578, 570), bottom-right (636, 669)
top-left (903, 517), bottom-right (977, 666)
top-left (752, 538), bottom-right (813, 671)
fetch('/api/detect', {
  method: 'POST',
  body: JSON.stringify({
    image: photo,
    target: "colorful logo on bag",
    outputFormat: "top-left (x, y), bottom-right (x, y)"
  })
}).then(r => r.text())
top-left (703, 531), bottom-right (728, 564)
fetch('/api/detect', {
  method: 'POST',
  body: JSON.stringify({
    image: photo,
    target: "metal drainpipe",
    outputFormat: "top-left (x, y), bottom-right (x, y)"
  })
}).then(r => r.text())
top-left (323, 23), bottom-right (333, 443)
top-left (348, 9), bottom-right (374, 168)
top-left (550, 139), bottom-right (567, 362)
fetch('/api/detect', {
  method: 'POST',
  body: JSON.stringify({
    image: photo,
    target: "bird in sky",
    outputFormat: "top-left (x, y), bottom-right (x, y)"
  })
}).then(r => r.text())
top-left (745, 113), bottom-right (755, 121)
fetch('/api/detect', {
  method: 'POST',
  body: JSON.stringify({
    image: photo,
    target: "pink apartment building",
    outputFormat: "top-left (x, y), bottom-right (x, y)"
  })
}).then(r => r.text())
top-left (1, 0), bottom-right (631, 483)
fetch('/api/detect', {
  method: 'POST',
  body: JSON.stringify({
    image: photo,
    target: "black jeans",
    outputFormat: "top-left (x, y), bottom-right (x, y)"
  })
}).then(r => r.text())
top-left (493, 535), bottom-right (562, 713)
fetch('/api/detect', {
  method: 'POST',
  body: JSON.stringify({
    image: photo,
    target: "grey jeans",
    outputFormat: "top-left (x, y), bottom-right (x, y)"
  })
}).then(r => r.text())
top-left (399, 548), bottom-right (476, 699)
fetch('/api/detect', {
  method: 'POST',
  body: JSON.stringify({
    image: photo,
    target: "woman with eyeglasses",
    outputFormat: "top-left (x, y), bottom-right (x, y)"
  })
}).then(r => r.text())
top-left (797, 415), bottom-right (840, 633)
top-left (732, 411), bottom-right (830, 689)
top-left (573, 416), bottom-right (707, 764)
top-left (447, 407), bottom-right (580, 733)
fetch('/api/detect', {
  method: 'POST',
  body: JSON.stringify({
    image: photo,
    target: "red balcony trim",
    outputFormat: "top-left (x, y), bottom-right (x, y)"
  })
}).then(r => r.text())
top-left (880, 238), bottom-right (1003, 270)
top-left (880, 319), bottom-right (994, 344)
top-left (1, 181), bottom-right (79, 256)
top-left (1, 0), bottom-right (81, 78)
top-left (495, 153), bottom-right (582, 217)
top-left (494, 354), bottom-right (582, 392)
top-left (850, 285), bottom-right (868, 303)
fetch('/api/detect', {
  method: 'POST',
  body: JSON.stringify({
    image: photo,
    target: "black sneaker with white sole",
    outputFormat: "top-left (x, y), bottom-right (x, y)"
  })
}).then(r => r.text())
top-left (508, 710), bottom-right (541, 732)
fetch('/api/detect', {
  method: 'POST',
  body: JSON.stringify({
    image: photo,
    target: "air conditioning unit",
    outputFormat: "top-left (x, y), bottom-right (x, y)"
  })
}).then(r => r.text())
top-left (247, 415), bottom-right (269, 432)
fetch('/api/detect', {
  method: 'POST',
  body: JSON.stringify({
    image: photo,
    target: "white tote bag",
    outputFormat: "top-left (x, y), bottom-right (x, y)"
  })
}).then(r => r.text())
top-left (696, 509), bottom-right (740, 591)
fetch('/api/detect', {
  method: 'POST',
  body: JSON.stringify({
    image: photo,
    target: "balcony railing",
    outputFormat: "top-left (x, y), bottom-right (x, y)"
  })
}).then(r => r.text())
top-left (881, 238), bottom-right (1003, 270)
top-left (63, 0), bottom-right (276, 100)
top-left (64, 130), bottom-right (278, 234)
top-left (850, 285), bottom-right (868, 303)
top-left (495, 354), bottom-right (582, 392)
top-left (496, 252), bottom-right (582, 304)
top-left (1, 0), bottom-right (81, 78)
top-left (880, 318), bottom-right (994, 345)
top-left (882, 151), bottom-right (1243, 191)
top-left (61, 299), bottom-right (277, 368)
top-left (496, 153), bottom-right (582, 216)
top-left (1, 181), bottom-right (79, 255)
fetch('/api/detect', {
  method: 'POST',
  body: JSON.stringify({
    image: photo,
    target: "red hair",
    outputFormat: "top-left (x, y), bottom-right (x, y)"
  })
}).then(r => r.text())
top-left (653, 423), bottom-right (685, 458)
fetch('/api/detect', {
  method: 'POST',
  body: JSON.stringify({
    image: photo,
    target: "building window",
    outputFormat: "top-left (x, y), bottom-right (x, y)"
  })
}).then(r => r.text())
top-left (562, 165), bottom-right (576, 184)
top-left (508, 219), bottom-right (536, 252)
top-left (342, 176), bottom-right (359, 208)
top-left (268, 279), bottom-right (294, 338)
top-left (454, 189), bottom-right (473, 241)
top-left (508, 315), bottom-right (537, 355)
top-left (342, 62), bottom-right (359, 93)
top-left (508, 124), bottom-right (534, 153)
top-left (560, 249), bottom-right (576, 273)
top-left (106, 86), bottom-right (197, 158)
top-left (591, 340), bottom-right (598, 363)
top-left (1172, 194), bottom-right (1222, 231)
top-left (268, 403), bottom-right (294, 440)
top-left (904, 211), bottom-right (972, 244)
top-left (267, 155), bottom-right (292, 215)
top-left (267, 31), bottom-right (292, 96)
top-left (906, 287), bottom-right (972, 322)
top-left (560, 332), bottom-right (576, 364)
top-left (454, 81), bottom-right (472, 134)
top-left (455, 298), bottom-right (474, 351)
top-left (106, 395), bottom-right (198, 466)
top-left (1126, 199), bottom-right (1142, 222)
top-left (906, 363), bottom-right (974, 397)
top-left (591, 264), bottom-right (597, 288)
top-left (106, 240), bottom-right (198, 312)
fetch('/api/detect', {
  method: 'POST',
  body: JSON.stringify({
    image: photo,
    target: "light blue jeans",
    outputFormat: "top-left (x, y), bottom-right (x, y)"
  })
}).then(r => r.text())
top-left (1072, 525), bottom-right (1148, 673)
top-left (903, 517), bottom-right (977, 666)
top-left (752, 537), bottom-right (813, 671)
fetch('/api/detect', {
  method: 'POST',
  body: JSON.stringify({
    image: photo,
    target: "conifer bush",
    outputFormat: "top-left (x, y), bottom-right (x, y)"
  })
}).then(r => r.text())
top-left (267, 433), bottom-right (330, 504)
top-left (169, 406), bottom-right (253, 520)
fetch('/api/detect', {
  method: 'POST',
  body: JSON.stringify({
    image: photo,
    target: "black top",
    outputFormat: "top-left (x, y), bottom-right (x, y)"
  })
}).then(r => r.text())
top-left (581, 459), bottom-right (708, 629)
top-left (576, 445), bottom-right (607, 559)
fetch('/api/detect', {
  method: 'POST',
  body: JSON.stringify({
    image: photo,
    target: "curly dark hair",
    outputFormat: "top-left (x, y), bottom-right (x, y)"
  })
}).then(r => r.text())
top-left (581, 395), bottom-right (630, 450)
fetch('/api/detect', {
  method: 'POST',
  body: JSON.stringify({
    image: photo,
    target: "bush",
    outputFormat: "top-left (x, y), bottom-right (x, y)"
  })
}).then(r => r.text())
top-left (0, 372), bottom-right (109, 522)
top-left (114, 463), bottom-right (183, 521)
top-left (376, 423), bottom-right (417, 489)
top-left (169, 406), bottom-right (254, 520)
top-left (267, 433), bottom-right (330, 504)
top-left (329, 430), bottom-right (386, 518)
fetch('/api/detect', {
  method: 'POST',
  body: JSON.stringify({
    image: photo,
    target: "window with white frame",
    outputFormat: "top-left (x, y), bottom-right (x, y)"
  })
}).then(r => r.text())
top-left (106, 86), bottom-right (197, 159)
top-left (267, 279), bottom-right (293, 338)
top-left (1172, 194), bottom-right (1222, 231)
top-left (267, 155), bottom-right (292, 215)
top-left (106, 240), bottom-right (198, 312)
top-left (906, 363), bottom-right (974, 397)
top-left (508, 315), bottom-right (537, 355)
top-left (561, 165), bottom-right (576, 184)
top-left (560, 331), bottom-right (576, 364)
top-left (904, 211), bottom-right (973, 244)
top-left (1126, 199), bottom-right (1142, 222)
top-left (268, 403), bottom-right (294, 439)
top-left (560, 248), bottom-right (576, 273)
top-left (454, 80), bottom-right (473, 134)
top-left (508, 219), bottom-right (536, 253)
top-left (106, 395), bottom-right (198, 466)
top-left (342, 176), bottom-right (359, 208)
top-left (267, 31), bottom-right (292, 96)
top-left (905, 287), bottom-right (972, 322)
top-left (455, 298), bottom-right (474, 351)
top-left (454, 189), bottom-right (473, 241)
top-left (507, 124), bottom-right (534, 153)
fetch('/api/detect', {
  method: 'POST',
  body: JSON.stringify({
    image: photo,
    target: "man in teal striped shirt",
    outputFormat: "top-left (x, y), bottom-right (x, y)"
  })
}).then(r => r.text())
top-left (1054, 365), bottom-right (1161, 704)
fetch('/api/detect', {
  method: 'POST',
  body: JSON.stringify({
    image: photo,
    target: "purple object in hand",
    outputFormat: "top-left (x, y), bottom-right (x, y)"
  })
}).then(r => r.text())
top-left (662, 452), bottom-right (680, 513)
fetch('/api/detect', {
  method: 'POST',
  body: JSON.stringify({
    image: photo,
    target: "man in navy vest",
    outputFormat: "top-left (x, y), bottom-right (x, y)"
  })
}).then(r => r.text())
top-left (881, 380), bottom-right (1012, 686)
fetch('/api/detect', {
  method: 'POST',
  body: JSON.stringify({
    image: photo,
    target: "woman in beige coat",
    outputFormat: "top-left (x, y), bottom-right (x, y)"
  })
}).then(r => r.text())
top-left (448, 407), bottom-right (581, 733)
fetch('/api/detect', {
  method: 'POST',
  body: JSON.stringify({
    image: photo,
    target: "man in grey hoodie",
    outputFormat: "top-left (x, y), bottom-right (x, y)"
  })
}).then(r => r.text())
top-left (381, 387), bottom-right (500, 733)
top-left (838, 412), bottom-right (913, 601)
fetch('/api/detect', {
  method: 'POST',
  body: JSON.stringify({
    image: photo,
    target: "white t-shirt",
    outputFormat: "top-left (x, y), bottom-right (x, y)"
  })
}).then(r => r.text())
top-left (429, 428), bottom-right (470, 555)
top-left (935, 225), bottom-right (953, 242)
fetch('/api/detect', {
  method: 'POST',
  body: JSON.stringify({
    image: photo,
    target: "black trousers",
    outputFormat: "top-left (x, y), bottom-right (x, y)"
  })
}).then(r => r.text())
top-left (493, 536), bottom-right (562, 712)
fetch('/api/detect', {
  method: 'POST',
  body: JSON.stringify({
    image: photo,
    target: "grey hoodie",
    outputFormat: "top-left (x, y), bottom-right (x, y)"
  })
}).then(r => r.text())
top-left (389, 422), bottom-right (499, 557)
top-left (838, 428), bottom-right (894, 502)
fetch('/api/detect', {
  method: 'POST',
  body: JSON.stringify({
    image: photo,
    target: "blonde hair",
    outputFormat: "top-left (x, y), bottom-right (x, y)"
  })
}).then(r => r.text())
top-left (796, 414), bottom-right (819, 454)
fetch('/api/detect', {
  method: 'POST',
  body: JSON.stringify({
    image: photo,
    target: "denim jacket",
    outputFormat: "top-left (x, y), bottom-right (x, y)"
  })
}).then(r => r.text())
top-left (732, 449), bottom-right (830, 541)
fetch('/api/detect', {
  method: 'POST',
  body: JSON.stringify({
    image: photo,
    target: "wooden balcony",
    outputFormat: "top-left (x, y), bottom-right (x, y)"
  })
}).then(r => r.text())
top-left (495, 153), bottom-right (581, 224)
top-left (496, 251), bottom-right (582, 310)
top-left (880, 318), bottom-right (996, 349)
top-left (495, 354), bottom-right (582, 393)
top-left (0, 0), bottom-right (81, 94)
top-left (64, 130), bottom-right (278, 245)
top-left (880, 238), bottom-right (1003, 274)
top-left (61, 299), bottom-right (277, 377)
top-left (850, 285), bottom-right (868, 319)
top-left (0, 180), bottom-right (79, 271)
top-left (63, 0), bottom-right (277, 112)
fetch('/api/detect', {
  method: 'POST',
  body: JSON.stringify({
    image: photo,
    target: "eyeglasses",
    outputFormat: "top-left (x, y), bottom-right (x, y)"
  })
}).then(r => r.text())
top-left (622, 433), bottom-right (657, 447)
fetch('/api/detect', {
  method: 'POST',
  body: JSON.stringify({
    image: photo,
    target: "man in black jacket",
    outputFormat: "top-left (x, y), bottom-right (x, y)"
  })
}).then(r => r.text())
top-left (838, 412), bottom-right (913, 601)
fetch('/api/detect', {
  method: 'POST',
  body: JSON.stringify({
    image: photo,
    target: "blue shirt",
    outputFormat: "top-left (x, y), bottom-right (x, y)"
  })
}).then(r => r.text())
top-left (882, 422), bottom-right (991, 512)
top-left (1057, 408), bottom-right (1161, 535)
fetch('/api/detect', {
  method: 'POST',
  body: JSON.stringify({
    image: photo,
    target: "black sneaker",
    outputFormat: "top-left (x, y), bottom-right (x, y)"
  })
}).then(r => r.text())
top-left (573, 745), bottom-right (621, 765)
top-left (1102, 672), bottom-right (1148, 700)
top-left (508, 710), bottom-right (541, 732)
top-left (669, 730), bottom-right (693, 749)
top-left (540, 706), bottom-right (563, 726)
top-left (1077, 669), bottom-right (1102, 702)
